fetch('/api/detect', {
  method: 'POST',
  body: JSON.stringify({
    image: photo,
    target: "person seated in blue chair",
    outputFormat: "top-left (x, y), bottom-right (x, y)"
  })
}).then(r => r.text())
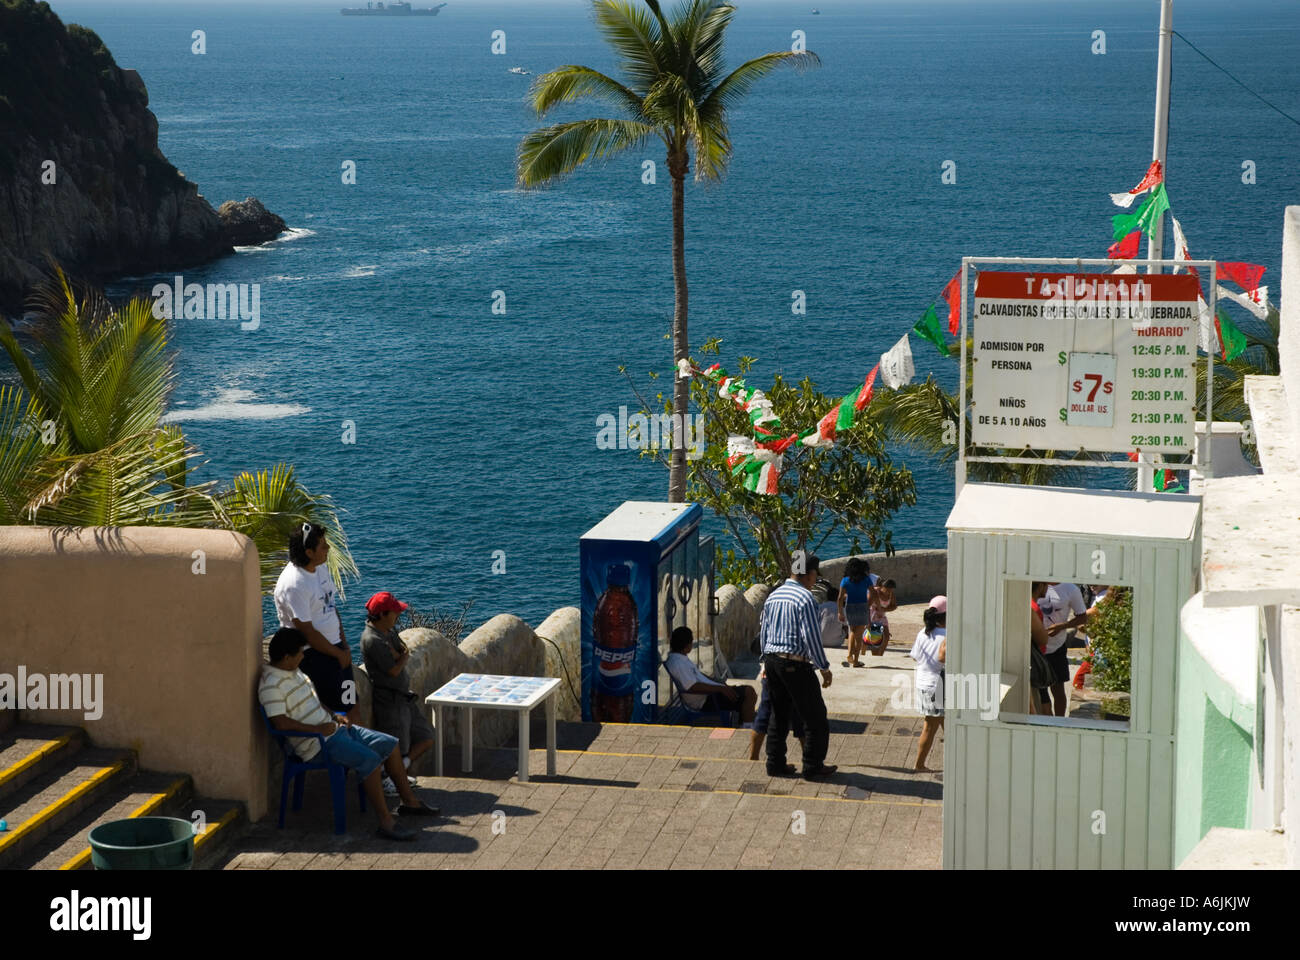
top-left (259, 627), bottom-right (438, 841)
top-left (664, 626), bottom-right (756, 723)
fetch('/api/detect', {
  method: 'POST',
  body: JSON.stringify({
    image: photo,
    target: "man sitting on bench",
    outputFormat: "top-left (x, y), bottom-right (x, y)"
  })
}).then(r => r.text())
top-left (259, 627), bottom-right (438, 841)
top-left (664, 626), bottom-right (756, 723)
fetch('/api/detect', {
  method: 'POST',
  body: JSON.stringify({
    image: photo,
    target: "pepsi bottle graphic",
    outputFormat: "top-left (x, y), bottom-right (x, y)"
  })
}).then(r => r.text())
top-left (593, 563), bottom-right (638, 723)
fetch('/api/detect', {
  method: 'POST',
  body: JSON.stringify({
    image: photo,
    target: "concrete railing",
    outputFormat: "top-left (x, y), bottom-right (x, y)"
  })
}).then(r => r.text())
top-left (0, 526), bottom-right (268, 820)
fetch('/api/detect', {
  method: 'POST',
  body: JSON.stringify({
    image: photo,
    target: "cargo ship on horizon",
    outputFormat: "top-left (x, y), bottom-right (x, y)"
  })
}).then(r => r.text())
top-left (341, 2), bottom-right (446, 15)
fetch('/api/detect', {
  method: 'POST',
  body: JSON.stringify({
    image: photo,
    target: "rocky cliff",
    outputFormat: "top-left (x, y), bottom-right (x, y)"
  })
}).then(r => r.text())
top-left (0, 0), bottom-right (284, 315)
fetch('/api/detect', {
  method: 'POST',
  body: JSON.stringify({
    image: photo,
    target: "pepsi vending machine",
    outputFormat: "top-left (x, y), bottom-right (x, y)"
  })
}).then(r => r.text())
top-left (580, 501), bottom-right (715, 723)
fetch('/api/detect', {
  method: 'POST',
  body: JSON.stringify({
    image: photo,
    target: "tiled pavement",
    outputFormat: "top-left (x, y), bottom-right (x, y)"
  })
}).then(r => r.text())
top-left (218, 715), bottom-right (943, 870)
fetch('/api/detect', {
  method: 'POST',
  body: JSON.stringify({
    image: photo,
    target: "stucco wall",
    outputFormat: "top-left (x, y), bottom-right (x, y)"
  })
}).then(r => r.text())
top-left (0, 526), bottom-right (267, 820)
top-left (1281, 207), bottom-right (1300, 436)
top-left (818, 550), bottom-right (947, 604)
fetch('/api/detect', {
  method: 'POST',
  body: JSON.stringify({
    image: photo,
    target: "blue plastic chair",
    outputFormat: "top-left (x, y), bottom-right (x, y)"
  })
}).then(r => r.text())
top-left (661, 660), bottom-right (738, 727)
top-left (259, 706), bottom-right (366, 834)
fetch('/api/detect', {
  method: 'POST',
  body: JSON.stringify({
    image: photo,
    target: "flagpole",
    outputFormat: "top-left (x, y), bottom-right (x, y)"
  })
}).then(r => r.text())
top-left (1139, 0), bottom-right (1174, 494)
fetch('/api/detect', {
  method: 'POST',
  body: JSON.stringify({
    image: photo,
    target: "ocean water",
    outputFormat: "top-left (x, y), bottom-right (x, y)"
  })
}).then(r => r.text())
top-left (41, 0), bottom-right (1300, 634)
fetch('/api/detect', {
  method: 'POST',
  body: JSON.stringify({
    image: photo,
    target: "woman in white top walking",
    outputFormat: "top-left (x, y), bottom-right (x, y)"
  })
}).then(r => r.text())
top-left (910, 596), bottom-right (946, 771)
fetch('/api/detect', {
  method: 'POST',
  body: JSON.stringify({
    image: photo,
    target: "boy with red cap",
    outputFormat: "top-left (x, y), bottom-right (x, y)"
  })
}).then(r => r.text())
top-left (361, 592), bottom-right (436, 796)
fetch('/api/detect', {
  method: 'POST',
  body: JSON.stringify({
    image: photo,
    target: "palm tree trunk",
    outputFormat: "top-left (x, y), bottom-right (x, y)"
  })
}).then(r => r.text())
top-left (668, 168), bottom-right (688, 503)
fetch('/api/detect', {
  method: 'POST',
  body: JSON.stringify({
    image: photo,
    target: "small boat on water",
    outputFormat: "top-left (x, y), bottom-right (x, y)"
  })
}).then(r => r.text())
top-left (508, 66), bottom-right (530, 75)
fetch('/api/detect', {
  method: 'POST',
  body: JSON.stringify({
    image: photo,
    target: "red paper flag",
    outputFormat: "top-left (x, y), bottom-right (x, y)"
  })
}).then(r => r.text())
top-left (942, 271), bottom-right (962, 335)
top-left (1216, 262), bottom-right (1266, 293)
top-left (756, 434), bottom-right (797, 455)
top-left (1132, 160), bottom-right (1163, 194)
top-left (1126, 450), bottom-right (1140, 462)
top-left (1108, 230), bottom-right (1142, 259)
top-left (853, 363), bottom-right (880, 412)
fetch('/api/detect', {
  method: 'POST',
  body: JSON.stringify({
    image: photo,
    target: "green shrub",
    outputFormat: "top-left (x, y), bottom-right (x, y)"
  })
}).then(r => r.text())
top-left (1088, 587), bottom-right (1132, 714)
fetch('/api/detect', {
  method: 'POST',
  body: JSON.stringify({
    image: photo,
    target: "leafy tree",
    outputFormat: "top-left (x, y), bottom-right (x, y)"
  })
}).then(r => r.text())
top-left (625, 340), bottom-right (916, 585)
top-left (0, 270), bottom-right (357, 594)
top-left (517, 0), bottom-right (819, 503)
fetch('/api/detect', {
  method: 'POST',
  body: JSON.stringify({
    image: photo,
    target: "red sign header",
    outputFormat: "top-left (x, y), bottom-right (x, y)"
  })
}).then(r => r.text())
top-left (974, 272), bottom-right (1200, 302)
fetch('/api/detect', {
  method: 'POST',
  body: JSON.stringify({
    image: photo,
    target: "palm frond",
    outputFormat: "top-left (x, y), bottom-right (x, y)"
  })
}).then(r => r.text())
top-left (528, 64), bottom-right (646, 119)
top-left (517, 117), bottom-right (658, 186)
top-left (699, 50), bottom-right (821, 121)
top-left (593, 0), bottom-right (667, 96)
top-left (216, 463), bottom-right (360, 597)
top-left (0, 386), bottom-right (53, 524)
top-left (669, 0), bottom-right (734, 92)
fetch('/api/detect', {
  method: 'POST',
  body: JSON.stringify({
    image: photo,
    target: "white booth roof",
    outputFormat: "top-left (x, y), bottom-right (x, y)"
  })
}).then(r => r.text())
top-left (947, 483), bottom-right (1201, 542)
top-left (580, 501), bottom-right (698, 543)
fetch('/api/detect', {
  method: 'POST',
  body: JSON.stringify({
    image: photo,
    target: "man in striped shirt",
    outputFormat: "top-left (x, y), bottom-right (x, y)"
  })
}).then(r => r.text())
top-left (259, 627), bottom-right (438, 841)
top-left (759, 554), bottom-right (837, 779)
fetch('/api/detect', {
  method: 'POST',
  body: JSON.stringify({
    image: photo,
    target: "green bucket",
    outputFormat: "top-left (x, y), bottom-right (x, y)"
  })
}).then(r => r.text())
top-left (88, 816), bottom-right (195, 870)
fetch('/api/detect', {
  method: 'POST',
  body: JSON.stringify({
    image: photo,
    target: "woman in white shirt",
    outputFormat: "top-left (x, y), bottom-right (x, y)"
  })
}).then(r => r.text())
top-left (910, 596), bottom-right (947, 771)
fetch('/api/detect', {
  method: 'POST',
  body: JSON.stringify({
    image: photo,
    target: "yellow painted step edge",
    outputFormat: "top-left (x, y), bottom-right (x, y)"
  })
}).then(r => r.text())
top-left (59, 776), bottom-right (189, 871)
top-left (0, 732), bottom-right (77, 791)
top-left (0, 758), bottom-right (128, 856)
top-left (193, 806), bottom-right (240, 854)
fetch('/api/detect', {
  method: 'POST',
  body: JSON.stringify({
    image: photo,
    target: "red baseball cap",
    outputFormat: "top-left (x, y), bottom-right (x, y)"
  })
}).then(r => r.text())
top-left (365, 591), bottom-right (409, 616)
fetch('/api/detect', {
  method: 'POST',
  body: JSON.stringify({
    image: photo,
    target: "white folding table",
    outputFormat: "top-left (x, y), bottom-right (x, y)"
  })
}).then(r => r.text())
top-left (425, 673), bottom-right (561, 782)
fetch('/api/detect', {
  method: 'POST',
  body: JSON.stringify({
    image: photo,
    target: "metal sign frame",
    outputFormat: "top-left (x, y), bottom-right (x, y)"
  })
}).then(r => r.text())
top-left (956, 256), bottom-right (1219, 492)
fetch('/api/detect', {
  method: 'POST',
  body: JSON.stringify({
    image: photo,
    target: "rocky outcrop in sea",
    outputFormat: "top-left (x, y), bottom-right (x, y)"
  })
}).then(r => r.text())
top-left (0, 0), bottom-right (286, 316)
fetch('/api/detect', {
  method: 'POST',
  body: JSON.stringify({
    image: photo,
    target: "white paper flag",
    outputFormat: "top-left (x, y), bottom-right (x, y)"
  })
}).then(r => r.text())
top-left (1171, 216), bottom-right (1192, 273)
top-left (879, 333), bottom-right (915, 391)
top-left (1196, 296), bottom-right (1217, 355)
top-left (1111, 263), bottom-right (1137, 274)
top-left (1109, 191), bottom-right (1141, 209)
top-left (1216, 284), bottom-right (1269, 320)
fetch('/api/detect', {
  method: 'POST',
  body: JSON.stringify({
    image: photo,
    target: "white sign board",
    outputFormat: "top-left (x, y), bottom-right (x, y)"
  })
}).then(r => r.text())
top-left (971, 272), bottom-right (1200, 455)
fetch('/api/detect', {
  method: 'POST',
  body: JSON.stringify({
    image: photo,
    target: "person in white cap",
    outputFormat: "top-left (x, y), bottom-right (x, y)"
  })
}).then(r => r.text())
top-left (910, 596), bottom-right (947, 771)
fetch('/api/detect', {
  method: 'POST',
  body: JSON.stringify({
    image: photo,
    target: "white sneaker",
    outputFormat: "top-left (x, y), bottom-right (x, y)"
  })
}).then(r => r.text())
top-left (381, 775), bottom-right (399, 797)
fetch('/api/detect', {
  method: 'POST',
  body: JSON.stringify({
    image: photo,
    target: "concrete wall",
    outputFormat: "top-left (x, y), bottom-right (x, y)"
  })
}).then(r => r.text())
top-left (818, 550), bottom-right (947, 605)
top-left (1281, 207), bottom-right (1300, 437)
top-left (0, 526), bottom-right (267, 820)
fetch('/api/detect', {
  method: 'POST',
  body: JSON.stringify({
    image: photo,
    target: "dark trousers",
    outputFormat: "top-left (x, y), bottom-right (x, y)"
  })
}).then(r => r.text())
top-left (764, 656), bottom-right (829, 773)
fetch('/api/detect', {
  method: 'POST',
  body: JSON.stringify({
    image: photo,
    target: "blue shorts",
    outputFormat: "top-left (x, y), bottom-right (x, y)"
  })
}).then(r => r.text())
top-left (323, 725), bottom-right (397, 780)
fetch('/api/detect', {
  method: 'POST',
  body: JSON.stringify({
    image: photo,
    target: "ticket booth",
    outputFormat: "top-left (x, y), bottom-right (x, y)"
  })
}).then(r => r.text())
top-left (942, 483), bottom-right (1201, 869)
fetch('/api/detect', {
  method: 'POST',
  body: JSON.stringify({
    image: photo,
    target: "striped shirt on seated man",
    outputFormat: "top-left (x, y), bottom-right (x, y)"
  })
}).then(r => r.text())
top-left (259, 626), bottom-right (438, 841)
top-left (758, 554), bottom-right (837, 780)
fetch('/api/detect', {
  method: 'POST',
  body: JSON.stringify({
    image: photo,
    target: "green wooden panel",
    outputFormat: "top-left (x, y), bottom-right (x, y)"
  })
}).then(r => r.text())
top-left (1054, 732), bottom-right (1081, 869)
top-left (1124, 736), bottom-right (1151, 869)
top-left (1031, 729), bottom-right (1057, 867)
top-left (1101, 734), bottom-right (1128, 868)
top-left (1148, 546), bottom-right (1183, 738)
top-left (942, 720), bottom-right (960, 868)
top-left (1008, 725), bottom-right (1035, 869)
top-left (1077, 733), bottom-right (1104, 869)
top-left (964, 722), bottom-right (989, 868)
top-left (1003, 536), bottom-right (1030, 578)
top-left (987, 724), bottom-right (1011, 869)
top-left (1132, 546), bottom-right (1158, 736)
top-left (1148, 736), bottom-right (1175, 868)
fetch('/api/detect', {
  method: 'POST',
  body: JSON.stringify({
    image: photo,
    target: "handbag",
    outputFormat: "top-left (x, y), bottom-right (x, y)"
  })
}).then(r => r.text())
top-left (1030, 643), bottom-right (1052, 689)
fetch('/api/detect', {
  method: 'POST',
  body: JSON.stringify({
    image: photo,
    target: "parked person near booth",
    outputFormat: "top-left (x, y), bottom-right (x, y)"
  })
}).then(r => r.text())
top-left (761, 555), bottom-right (837, 780)
top-left (911, 597), bottom-right (947, 771)
top-left (818, 583), bottom-right (846, 649)
top-left (1030, 581), bottom-right (1053, 716)
top-left (360, 591), bottom-right (435, 797)
top-left (665, 626), bottom-right (757, 722)
top-left (748, 660), bottom-right (806, 761)
top-left (259, 627), bottom-right (438, 841)
top-left (865, 577), bottom-right (898, 655)
top-left (1037, 582), bottom-right (1088, 717)
top-left (837, 557), bottom-right (877, 668)
top-left (273, 522), bottom-right (358, 723)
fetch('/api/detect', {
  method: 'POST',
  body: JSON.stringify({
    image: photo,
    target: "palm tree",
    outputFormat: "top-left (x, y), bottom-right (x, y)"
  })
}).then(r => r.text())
top-left (0, 270), bottom-right (358, 594)
top-left (516, 0), bottom-right (819, 501)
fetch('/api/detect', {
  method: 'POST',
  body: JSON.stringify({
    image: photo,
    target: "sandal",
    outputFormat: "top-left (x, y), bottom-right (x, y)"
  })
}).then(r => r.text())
top-left (852, 661), bottom-right (866, 668)
top-left (842, 660), bottom-right (853, 668)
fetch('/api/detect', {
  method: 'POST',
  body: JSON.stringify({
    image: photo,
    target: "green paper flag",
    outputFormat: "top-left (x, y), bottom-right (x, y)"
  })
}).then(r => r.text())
top-left (1111, 183), bottom-right (1169, 240)
top-left (912, 303), bottom-right (950, 357)
top-left (1215, 309), bottom-right (1248, 362)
